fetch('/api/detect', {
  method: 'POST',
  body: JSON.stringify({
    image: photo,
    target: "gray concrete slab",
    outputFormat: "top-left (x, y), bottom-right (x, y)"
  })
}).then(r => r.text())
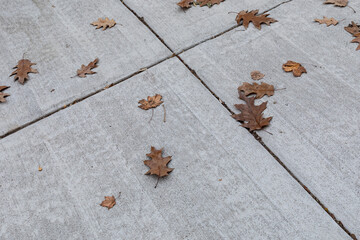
top-left (180, 0), bottom-right (360, 236)
top-left (0, 58), bottom-right (349, 239)
top-left (0, 0), bottom-right (171, 136)
top-left (122, 0), bottom-right (285, 53)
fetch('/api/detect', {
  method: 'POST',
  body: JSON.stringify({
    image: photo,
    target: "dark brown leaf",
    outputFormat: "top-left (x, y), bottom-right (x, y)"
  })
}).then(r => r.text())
top-left (345, 22), bottom-right (360, 36)
top-left (177, 0), bottom-right (193, 8)
top-left (138, 94), bottom-right (163, 110)
top-left (232, 92), bottom-right (272, 131)
top-left (238, 82), bottom-right (274, 99)
top-left (77, 58), bottom-right (99, 78)
top-left (282, 61), bottom-right (307, 77)
top-left (236, 10), bottom-right (277, 30)
top-left (10, 59), bottom-right (38, 85)
top-left (144, 147), bottom-right (174, 177)
top-left (100, 196), bottom-right (116, 210)
top-left (0, 86), bottom-right (10, 103)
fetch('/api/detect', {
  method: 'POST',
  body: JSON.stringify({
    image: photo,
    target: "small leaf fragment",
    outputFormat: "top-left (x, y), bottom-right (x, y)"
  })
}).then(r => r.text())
top-left (324, 0), bottom-right (348, 7)
top-left (10, 59), bottom-right (38, 85)
top-left (0, 86), bottom-right (10, 103)
top-left (232, 92), bottom-right (272, 131)
top-left (238, 82), bottom-right (274, 99)
top-left (138, 94), bottom-right (163, 110)
top-left (236, 10), bottom-right (277, 30)
top-left (251, 71), bottom-right (265, 80)
top-left (144, 147), bottom-right (174, 177)
top-left (100, 196), bottom-right (116, 210)
top-left (282, 61), bottom-right (307, 77)
top-left (315, 16), bottom-right (338, 27)
top-left (91, 18), bottom-right (116, 30)
top-left (77, 58), bottom-right (99, 78)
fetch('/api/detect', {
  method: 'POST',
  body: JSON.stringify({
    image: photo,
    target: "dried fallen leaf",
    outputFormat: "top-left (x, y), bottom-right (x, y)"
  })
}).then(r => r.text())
top-left (324, 0), bottom-right (348, 7)
top-left (91, 18), bottom-right (116, 30)
top-left (177, 0), bottom-right (193, 8)
top-left (238, 82), bottom-right (274, 99)
top-left (351, 34), bottom-right (360, 50)
top-left (10, 59), bottom-right (38, 85)
top-left (236, 10), bottom-right (277, 30)
top-left (232, 92), bottom-right (272, 131)
top-left (315, 16), bottom-right (338, 26)
top-left (38, 166), bottom-right (43, 171)
top-left (282, 61), bottom-right (307, 77)
top-left (77, 58), bottom-right (99, 78)
top-left (196, 0), bottom-right (224, 7)
top-left (0, 86), bottom-right (10, 103)
top-left (251, 71), bottom-right (265, 80)
top-left (345, 21), bottom-right (360, 36)
top-left (100, 196), bottom-right (116, 210)
top-left (144, 147), bottom-right (174, 177)
top-left (138, 94), bottom-right (163, 110)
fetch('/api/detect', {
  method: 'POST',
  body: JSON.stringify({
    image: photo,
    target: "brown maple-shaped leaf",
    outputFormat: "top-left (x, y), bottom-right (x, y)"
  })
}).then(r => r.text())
top-left (282, 61), bottom-right (307, 77)
top-left (232, 92), bottom-right (272, 131)
top-left (138, 94), bottom-right (163, 110)
top-left (238, 82), bottom-right (274, 99)
top-left (91, 18), bottom-right (116, 30)
top-left (315, 16), bottom-right (338, 26)
top-left (10, 59), bottom-right (38, 85)
top-left (196, 0), bottom-right (224, 7)
top-left (144, 147), bottom-right (174, 177)
top-left (324, 0), bottom-right (348, 7)
top-left (0, 86), bottom-right (10, 103)
top-left (77, 58), bottom-right (99, 78)
top-left (251, 71), bottom-right (265, 80)
top-left (236, 10), bottom-right (277, 30)
top-left (345, 22), bottom-right (360, 36)
top-left (100, 196), bottom-right (116, 210)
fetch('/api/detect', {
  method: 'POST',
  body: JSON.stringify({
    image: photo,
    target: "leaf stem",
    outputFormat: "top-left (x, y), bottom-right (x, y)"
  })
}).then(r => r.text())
top-left (163, 104), bottom-right (166, 123)
top-left (149, 108), bottom-right (154, 123)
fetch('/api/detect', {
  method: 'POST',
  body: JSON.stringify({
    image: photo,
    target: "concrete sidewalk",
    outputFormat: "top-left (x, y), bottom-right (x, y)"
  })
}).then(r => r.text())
top-left (0, 0), bottom-right (359, 239)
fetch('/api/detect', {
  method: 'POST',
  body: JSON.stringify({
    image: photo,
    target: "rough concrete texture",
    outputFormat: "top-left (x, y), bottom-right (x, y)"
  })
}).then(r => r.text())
top-left (180, 0), bottom-right (360, 237)
top-left (0, 0), bottom-right (171, 136)
top-left (0, 58), bottom-right (349, 239)
top-left (122, 0), bottom-right (285, 52)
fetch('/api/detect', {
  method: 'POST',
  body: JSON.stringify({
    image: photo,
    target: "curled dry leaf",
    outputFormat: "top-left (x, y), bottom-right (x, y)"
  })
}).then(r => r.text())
top-left (10, 59), bottom-right (38, 85)
top-left (144, 147), bottom-right (174, 178)
top-left (0, 86), bottom-right (10, 103)
top-left (282, 61), bottom-right (307, 77)
top-left (77, 58), bottom-right (99, 78)
top-left (238, 82), bottom-right (274, 99)
top-left (251, 71), bottom-right (265, 80)
top-left (91, 18), bottom-right (116, 30)
top-left (315, 17), bottom-right (338, 27)
top-left (100, 196), bottom-right (116, 210)
top-left (138, 94), bottom-right (163, 110)
top-left (236, 10), bottom-right (277, 30)
top-left (324, 0), bottom-right (348, 7)
top-left (232, 92), bottom-right (272, 131)
top-left (177, 0), bottom-right (224, 8)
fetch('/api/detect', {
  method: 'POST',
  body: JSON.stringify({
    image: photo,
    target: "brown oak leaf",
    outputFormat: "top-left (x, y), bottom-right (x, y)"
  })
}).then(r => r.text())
top-left (324, 0), bottom-right (348, 7)
top-left (282, 61), bottom-right (307, 77)
top-left (144, 147), bottom-right (174, 177)
top-left (236, 10), bottom-right (277, 30)
top-left (0, 86), bottom-right (10, 103)
top-left (315, 16), bottom-right (338, 26)
top-left (232, 92), bottom-right (272, 131)
top-left (238, 82), bottom-right (274, 99)
top-left (251, 71), bottom-right (265, 80)
top-left (177, 0), bottom-right (193, 8)
top-left (77, 58), bottom-right (99, 78)
top-left (10, 59), bottom-right (38, 84)
top-left (351, 34), bottom-right (360, 51)
top-left (138, 94), bottom-right (163, 110)
top-left (345, 22), bottom-right (360, 36)
top-left (196, 0), bottom-right (224, 7)
top-left (91, 18), bottom-right (116, 30)
top-left (100, 196), bottom-right (116, 210)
